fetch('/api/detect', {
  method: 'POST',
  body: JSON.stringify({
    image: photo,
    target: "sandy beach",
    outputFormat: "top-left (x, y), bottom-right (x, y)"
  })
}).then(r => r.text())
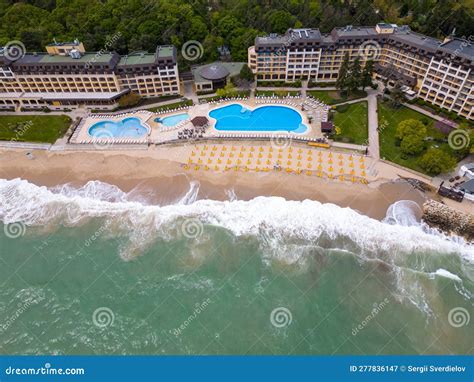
top-left (0, 145), bottom-right (430, 221)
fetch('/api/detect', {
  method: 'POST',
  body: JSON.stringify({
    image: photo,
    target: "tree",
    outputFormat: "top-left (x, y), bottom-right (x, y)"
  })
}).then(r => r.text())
top-left (396, 119), bottom-right (427, 155)
top-left (118, 92), bottom-right (141, 108)
top-left (389, 81), bottom-right (406, 108)
top-left (400, 133), bottom-right (425, 155)
top-left (395, 119), bottom-right (427, 141)
top-left (239, 64), bottom-right (254, 82)
top-left (348, 56), bottom-right (362, 92)
top-left (336, 52), bottom-right (350, 95)
top-left (361, 59), bottom-right (374, 89)
top-left (216, 83), bottom-right (238, 97)
top-left (265, 10), bottom-right (296, 34)
top-left (418, 148), bottom-right (457, 175)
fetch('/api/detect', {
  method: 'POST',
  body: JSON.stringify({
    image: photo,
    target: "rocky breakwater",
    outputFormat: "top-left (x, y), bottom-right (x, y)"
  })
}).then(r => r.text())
top-left (423, 200), bottom-right (474, 242)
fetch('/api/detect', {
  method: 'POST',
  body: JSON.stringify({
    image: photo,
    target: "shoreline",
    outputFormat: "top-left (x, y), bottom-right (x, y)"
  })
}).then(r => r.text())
top-left (0, 147), bottom-right (427, 221)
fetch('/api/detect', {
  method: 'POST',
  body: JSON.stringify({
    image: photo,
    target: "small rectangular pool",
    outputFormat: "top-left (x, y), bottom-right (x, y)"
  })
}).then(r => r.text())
top-left (155, 113), bottom-right (190, 127)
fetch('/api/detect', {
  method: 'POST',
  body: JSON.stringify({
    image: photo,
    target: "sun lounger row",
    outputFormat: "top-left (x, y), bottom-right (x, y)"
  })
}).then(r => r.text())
top-left (255, 95), bottom-right (301, 99)
top-left (75, 139), bottom-right (147, 145)
top-left (255, 99), bottom-right (301, 107)
top-left (94, 110), bottom-right (152, 119)
top-left (154, 106), bottom-right (190, 115)
top-left (207, 96), bottom-right (250, 105)
top-left (213, 133), bottom-right (328, 143)
top-left (160, 119), bottom-right (191, 132)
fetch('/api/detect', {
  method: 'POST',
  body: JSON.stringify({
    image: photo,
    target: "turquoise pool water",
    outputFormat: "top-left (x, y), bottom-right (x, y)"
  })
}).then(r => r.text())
top-left (209, 104), bottom-right (307, 133)
top-left (155, 113), bottom-right (189, 127)
top-left (88, 117), bottom-right (148, 138)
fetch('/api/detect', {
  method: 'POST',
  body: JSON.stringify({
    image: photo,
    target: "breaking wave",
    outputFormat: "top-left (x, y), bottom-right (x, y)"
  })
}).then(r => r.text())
top-left (0, 178), bottom-right (472, 264)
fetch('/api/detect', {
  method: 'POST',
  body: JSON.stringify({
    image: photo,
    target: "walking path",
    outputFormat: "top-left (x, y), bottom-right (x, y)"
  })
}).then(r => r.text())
top-left (402, 102), bottom-right (455, 124)
top-left (366, 90), bottom-right (380, 161)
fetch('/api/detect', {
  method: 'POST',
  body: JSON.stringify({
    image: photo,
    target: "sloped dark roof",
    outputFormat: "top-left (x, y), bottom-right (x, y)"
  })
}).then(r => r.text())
top-left (191, 116), bottom-right (209, 127)
top-left (199, 64), bottom-right (230, 80)
top-left (321, 121), bottom-right (334, 133)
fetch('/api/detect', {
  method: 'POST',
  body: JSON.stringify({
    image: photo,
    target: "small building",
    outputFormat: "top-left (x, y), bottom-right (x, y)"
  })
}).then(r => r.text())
top-left (459, 163), bottom-right (474, 179)
top-left (458, 179), bottom-right (474, 195)
top-left (321, 121), bottom-right (334, 134)
top-left (192, 62), bottom-right (244, 92)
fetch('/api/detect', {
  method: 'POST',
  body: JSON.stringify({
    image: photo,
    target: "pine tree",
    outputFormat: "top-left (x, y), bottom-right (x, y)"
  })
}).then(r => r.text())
top-left (389, 81), bottom-right (406, 108)
top-left (348, 56), bottom-right (362, 92)
top-left (336, 52), bottom-right (350, 95)
top-left (361, 59), bottom-right (374, 89)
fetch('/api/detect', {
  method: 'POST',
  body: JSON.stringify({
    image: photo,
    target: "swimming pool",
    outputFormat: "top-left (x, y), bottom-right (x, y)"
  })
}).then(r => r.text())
top-left (209, 104), bottom-right (307, 133)
top-left (88, 117), bottom-right (148, 138)
top-left (155, 113), bottom-right (189, 127)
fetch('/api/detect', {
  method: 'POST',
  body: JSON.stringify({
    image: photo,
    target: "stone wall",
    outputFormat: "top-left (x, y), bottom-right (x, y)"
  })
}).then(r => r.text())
top-left (422, 200), bottom-right (474, 242)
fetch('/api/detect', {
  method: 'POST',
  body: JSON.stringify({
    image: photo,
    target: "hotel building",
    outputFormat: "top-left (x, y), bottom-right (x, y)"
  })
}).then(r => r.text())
top-left (249, 24), bottom-right (473, 120)
top-left (0, 41), bottom-right (180, 111)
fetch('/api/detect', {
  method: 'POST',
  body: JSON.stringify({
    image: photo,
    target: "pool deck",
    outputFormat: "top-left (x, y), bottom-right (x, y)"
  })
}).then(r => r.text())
top-left (71, 97), bottom-right (328, 146)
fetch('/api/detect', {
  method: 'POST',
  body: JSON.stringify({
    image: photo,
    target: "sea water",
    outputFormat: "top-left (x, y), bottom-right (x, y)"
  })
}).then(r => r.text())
top-left (0, 178), bottom-right (472, 355)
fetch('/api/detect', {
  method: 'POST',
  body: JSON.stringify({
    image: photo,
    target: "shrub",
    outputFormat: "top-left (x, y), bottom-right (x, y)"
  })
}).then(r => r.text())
top-left (118, 92), bottom-right (141, 108)
top-left (418, 148), bottom-right (457, 175)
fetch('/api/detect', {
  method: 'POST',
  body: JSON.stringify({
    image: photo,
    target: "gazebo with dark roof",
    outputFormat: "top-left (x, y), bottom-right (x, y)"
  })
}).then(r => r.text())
top-left (321, 121), bottom-right (334, 134)
top-left (191, 116), bottom-right (209, 128)
top-left (198, 63), bottom-right (230, 90)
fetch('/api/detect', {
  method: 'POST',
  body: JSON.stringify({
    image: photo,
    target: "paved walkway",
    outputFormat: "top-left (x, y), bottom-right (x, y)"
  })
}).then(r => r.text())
top-left (183, 81), bottom-right (198, 105)
top-left (366, 90), bottom-right (380, 160)
top-left (402, 102), bottom-right (455, 124)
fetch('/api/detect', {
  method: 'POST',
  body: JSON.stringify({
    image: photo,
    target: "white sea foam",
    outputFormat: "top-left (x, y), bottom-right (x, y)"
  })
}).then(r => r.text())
top-left (0, 178), bottom-right (472, 264)
top-left (432, 269), bottom-right (462, 282)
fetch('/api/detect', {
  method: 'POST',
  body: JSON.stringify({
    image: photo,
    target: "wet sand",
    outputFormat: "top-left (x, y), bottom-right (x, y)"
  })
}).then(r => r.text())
top-left (0, 148), bottom-right (428, 220)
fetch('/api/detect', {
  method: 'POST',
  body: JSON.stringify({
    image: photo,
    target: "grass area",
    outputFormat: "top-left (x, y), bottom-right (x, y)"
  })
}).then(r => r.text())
top-left (332, 101), bottom-right (368, 145)
top-left (148, 99), bottom-right (193, 113)
top-left (257, 80), bottom-right (301, 88)
top-left (408, 98), bottom-right (474, 125)
top-left (255, 90), bottom-right (300, 97)
top-left (0, 115), bottom-right (71, 143)
top-left (198, 90), bottom-right (251, 103)
top-left (307, 89), bottom-right (367, 105)
top-left (378, 101), bottom-right (451, 174)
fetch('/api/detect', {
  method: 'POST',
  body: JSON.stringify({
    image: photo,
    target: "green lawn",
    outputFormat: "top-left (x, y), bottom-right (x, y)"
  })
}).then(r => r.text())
top-left (378, 101), bottom-right (450, 173)
top-left (307, 89), bottom-right (367, 105)
top-left (148, 99), bottom-right (193, 112)
top-left (0, 115), bottom-right (72, 143)
top-left (332, 101), bottom-right (368, 145)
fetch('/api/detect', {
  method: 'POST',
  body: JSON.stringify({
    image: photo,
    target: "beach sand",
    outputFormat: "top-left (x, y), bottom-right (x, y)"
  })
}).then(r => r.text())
top-left (0, 146), bottom-right (429, 221)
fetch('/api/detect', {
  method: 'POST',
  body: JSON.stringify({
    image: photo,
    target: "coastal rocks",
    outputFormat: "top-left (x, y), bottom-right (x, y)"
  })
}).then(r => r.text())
top-left (422, 200), bottom-right (474, 242)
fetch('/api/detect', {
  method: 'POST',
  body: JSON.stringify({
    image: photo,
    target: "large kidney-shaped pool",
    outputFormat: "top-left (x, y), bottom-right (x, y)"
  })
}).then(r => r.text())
top-left (209, 104), bottom-right (307, 133)
top-left (88, 117), bottom-right (148, 138)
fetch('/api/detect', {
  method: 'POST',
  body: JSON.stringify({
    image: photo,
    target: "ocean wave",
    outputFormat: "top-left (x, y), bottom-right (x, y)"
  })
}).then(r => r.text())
top-left (0, 178), bottom-right (472, 264)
